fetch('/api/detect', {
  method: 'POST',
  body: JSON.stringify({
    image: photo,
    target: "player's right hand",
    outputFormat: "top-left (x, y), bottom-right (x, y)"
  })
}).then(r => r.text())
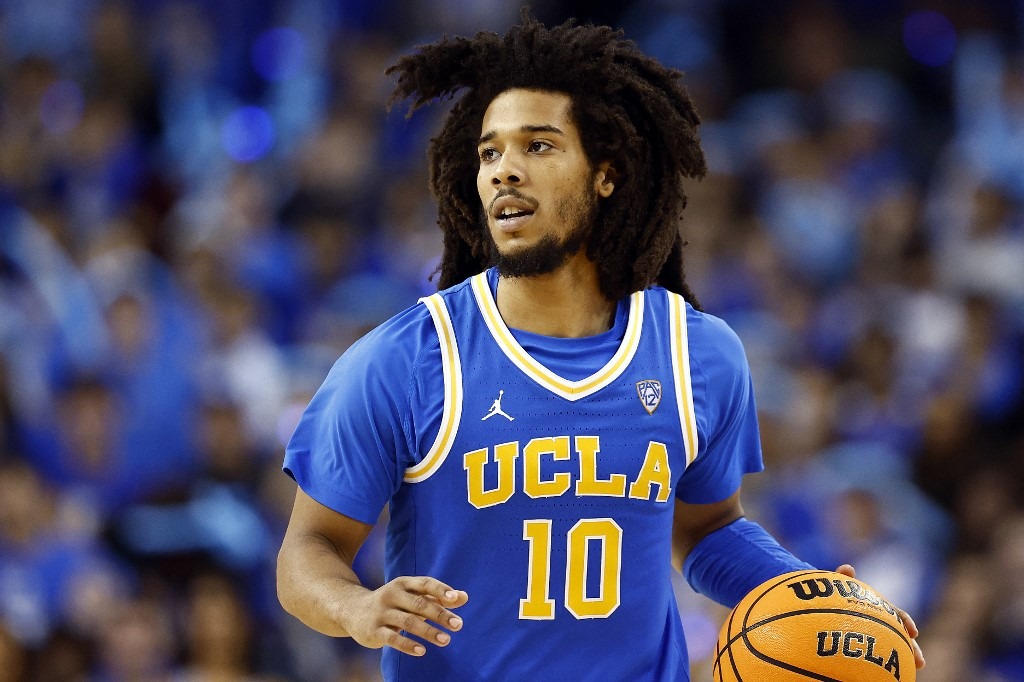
top-left (344, 576), bottom-right (469, 656)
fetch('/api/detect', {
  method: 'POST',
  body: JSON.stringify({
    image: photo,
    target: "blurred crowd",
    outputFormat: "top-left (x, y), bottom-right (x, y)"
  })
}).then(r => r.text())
top-left (0, 0), bottom-right (1022, 680)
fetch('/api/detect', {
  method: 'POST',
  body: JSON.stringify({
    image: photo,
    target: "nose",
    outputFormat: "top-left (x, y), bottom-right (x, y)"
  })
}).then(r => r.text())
top-left (491, 152), bottom-right (523, 186)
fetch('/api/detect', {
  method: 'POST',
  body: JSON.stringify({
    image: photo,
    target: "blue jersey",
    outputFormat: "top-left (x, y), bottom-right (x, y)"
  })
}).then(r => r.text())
top-left (285, 268), bottom-right (764, 681)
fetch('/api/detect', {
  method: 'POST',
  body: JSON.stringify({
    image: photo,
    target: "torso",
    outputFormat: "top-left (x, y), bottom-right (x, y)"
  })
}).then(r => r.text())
top-left (384, 270), bottom-right (699, 681)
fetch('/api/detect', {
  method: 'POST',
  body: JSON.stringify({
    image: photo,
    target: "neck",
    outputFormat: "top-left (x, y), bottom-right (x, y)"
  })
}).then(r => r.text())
top-left (494, 257), bottom-right (616, 337)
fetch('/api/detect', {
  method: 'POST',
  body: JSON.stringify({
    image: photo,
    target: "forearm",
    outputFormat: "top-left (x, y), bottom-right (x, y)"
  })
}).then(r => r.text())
top-left (682, 517), bottom-right (814, 608)
top-left (276, 529), bottom-right (370, 637)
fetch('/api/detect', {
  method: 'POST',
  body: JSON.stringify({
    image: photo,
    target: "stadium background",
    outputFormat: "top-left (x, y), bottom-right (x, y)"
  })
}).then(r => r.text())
top-left (1, 0), bottom-right (1022, 680)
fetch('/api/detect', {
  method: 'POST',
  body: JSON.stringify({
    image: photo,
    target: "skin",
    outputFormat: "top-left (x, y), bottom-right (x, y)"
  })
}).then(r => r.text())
top-left (276, 87), bottom-right (924, 670)
top-left (476, 89), bottom-right (616, 338)
top-left (278, 488), bottom-right (467, 656)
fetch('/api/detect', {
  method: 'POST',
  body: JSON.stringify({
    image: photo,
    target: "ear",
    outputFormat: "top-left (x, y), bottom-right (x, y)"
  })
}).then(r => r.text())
top-left (594, 161), bottom-right (617, 198)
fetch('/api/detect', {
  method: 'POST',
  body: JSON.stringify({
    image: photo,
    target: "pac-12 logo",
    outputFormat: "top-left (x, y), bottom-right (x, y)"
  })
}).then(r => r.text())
top-left (636, 379), bottom-right (662, 414)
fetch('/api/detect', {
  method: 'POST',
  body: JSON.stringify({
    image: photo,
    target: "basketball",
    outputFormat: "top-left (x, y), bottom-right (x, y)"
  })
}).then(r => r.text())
top-left (713, 570), bottom-right (915, 682)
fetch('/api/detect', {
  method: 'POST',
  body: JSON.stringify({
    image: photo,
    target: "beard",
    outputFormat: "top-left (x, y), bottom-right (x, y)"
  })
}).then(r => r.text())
top-left (487, 190), bottom-right (599, 279)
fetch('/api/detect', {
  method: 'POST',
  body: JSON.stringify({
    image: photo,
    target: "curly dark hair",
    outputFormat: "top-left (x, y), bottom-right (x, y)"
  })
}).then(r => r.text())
top-left (387, 10), bottom-right (707, 307)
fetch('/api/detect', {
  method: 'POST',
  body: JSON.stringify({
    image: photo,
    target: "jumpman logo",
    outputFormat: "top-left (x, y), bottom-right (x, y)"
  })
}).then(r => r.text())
top-left (482, 390), bottom-right (515, 421)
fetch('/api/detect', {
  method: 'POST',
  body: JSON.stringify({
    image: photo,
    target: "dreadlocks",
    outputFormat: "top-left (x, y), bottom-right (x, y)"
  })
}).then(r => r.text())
top-left (387, 10), bottom-right (708, 307)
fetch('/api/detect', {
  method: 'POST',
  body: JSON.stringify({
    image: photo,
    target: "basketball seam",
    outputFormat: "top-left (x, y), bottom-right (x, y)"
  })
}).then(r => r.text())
top-left (732, 607), bottom-right (914, 651)
top-left (737, 608), bottom-right (913, 681)
top-left (725, 598), bottom-right (742, 682)
top-left (717, 571), bottom-right (911, 682)
top-left (714, 570), bottom-right (821, 681)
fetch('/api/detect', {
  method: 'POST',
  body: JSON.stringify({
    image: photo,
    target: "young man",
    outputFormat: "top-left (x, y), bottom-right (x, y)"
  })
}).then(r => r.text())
top-left (276, 14), bottom-right (924, 681)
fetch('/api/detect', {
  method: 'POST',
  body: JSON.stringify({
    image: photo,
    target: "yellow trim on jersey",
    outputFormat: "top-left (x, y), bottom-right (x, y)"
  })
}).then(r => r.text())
top-left (470, 273), bottom-right (644, 401)
top-left (669, 293), bottom-right (700, 468)
top-left (404, 295), bottom-right (463, 483)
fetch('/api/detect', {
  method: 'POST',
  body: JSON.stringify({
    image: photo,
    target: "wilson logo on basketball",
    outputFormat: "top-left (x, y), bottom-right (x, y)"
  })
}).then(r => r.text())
top-left (786, 577), bottom-right (898, 616)
top-left (714, 571), bottom-right (915, 682)
top-left (816, 631), bottom-right (902, 680)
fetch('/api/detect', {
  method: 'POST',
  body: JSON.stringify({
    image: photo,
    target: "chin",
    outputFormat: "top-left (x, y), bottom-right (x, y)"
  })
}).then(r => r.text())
top-left (494, 232), bottom-right (576, 278)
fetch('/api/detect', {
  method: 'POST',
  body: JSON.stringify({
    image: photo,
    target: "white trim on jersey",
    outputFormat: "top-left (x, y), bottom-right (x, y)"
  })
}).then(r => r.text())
top-left (405, 294), bottom-right (463, 483)
top-left (470, 273), bottom-right (645, 401)
top-left (668, 293), bottom-right (700, 468)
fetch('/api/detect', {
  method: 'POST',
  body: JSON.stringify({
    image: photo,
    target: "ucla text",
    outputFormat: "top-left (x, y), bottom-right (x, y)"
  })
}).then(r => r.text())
top-left (463, 436), bottom-right (672, 509)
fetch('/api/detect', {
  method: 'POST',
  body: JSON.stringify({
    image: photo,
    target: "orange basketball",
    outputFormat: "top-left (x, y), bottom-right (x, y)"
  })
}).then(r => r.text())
top-left (713, 570), bottom-right (915, 682)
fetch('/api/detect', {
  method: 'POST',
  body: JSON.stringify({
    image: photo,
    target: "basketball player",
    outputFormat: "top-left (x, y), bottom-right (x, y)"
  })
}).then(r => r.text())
top-left (276, 13), bottom-right (924, 680)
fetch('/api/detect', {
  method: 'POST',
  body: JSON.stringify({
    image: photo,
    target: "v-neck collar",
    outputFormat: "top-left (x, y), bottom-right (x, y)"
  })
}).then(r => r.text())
top-left (470, 272), bottom-right (644, 401)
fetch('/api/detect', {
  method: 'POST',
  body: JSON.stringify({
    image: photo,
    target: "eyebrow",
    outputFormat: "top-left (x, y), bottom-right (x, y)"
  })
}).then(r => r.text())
top-left (477, 124), bottom-right (565, 146)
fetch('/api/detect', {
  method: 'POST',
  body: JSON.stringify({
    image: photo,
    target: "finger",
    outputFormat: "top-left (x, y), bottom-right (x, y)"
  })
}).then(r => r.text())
top-left (896, 608), bottom-right (919, 638)
top-left (830, 567), bottom-right (922, 668)
top-left (896, 608), bottom-right (925, 668)
top-left (397, 577), bottom-right (467, 624)
top-left (379, 626), bottom-right (428, 657)
top-left (893, 606), bottom-right (924, 668)
top-left (911, 638), bottom-right (926, 669)
top-left (419, 591), bottom-right (468, 610)
top-left (443, 589), bottom-right (470, 608)
top-left (834, 564), bottom-right (856, 578)
top-left (396, 591), bottom-right (464, 633)
top-left (401, 576), bottom-right (467, 606)
top-left (386, 608), bottom-right (454, 647)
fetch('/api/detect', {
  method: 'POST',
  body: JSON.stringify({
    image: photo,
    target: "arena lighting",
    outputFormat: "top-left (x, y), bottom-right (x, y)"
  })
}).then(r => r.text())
top-left (221, 105), bottom-right (276, 162)
top-left (904, 10), bottom-right (957, 67)
top-left (252, 26), bottom-right (308, 81)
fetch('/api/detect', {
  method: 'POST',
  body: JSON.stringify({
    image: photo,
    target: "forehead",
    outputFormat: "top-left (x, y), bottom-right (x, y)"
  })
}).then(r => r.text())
top-left (480, 89), bottom-right (577, 135)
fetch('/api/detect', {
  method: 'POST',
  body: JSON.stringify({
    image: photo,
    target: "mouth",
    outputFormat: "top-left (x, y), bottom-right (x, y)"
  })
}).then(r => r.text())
top-left (490, 194), bottom-right (537, 231)
top-left (495, 209), bottom-right (535, 231)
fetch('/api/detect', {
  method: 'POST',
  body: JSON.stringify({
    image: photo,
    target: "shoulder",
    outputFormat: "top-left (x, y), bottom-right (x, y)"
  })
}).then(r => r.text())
top-left (652, 289), bottom-right (750, 375)
top-left (324, 300), bottom-right (441, 392)
top-left (322, 270), bottom-right (484, 395)
top-left (676, 302), bottom-right (757, 445)
top-left (331, 268), bottom-right (486, 383)
top-left (657, 295), bottom-right (765, 483)
top-left (433, 272), bottom-right (482, 308)
top-left (684, 304), bottom-right (750, 376)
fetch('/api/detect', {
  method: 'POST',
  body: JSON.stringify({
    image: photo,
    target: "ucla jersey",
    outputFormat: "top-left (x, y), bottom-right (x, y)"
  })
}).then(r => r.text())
top-left (285, 267), bottom-right (764, 682)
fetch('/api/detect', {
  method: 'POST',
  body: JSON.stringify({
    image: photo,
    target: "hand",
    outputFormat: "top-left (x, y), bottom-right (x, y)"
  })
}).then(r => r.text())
top-left (835, 564), bottom-right (925, 670)
top-left (343, 576), bottom-right (469, 656)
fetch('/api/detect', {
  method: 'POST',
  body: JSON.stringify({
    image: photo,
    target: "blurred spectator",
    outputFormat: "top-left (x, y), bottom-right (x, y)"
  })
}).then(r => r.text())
top-left (0, 0), bottom-right (1023, 679)
top-left (19, 374), bottom-right (188, 515)
top-left (93, 596), bottom-right (177, 681)
top-left (0, 459), bottom-right (132, 657)
top-left (0, 623), bottom-right (27, 682)
top-left (181, 571), bottom-right (285, 681)
top-left (984, 513), bottom-right (1024, 676)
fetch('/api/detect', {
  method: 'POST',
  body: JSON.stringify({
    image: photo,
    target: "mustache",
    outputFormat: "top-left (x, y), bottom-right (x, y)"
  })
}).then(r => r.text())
top-left (487, 187), bottom-right (539, 214)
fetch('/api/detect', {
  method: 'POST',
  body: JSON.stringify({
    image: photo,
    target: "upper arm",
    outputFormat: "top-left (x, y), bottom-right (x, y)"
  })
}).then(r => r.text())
top-left (283, 303), bottom-right (442, 525)
top-left (671, 489), bottom-right (745, 572)
top-left (281, 486), bottom-right (375, 568)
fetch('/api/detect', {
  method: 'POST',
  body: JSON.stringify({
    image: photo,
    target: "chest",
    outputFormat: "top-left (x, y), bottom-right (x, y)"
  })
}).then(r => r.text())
top-left (437, 328), bottom-right (688, 514)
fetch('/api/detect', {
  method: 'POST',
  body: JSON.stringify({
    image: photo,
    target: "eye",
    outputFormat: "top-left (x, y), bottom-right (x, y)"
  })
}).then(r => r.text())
top-left (527, 140), bottom-right (553, 153)
top-left (479, 147), bottom-right (499, 163)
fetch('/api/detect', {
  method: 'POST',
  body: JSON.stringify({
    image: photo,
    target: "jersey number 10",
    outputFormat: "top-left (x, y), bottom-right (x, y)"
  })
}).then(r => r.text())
top-left (519, 518), bottom-right (622, 620)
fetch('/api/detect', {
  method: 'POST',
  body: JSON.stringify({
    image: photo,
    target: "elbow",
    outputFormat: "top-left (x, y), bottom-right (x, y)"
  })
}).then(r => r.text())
top-left (275, 544), bottom-right (300, 617)
top-left (274, 541), bottom-right (353, 639)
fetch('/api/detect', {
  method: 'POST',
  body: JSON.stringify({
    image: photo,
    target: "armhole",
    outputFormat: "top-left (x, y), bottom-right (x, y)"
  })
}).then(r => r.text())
top-left (403, 294), bottom-right (463, 483)
top-left (668, 292), bottom-right (700, 468)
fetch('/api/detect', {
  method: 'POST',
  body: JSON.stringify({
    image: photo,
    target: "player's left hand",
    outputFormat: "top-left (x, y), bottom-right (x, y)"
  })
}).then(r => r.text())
top-left (835, 564), bottom-right (925, 671)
